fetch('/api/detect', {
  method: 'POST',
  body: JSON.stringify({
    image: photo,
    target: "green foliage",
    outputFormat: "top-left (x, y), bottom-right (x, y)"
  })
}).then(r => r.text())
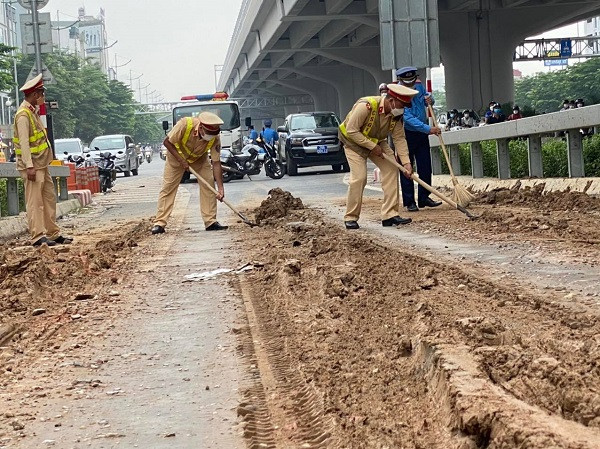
top-left (0, 178), bottom-right (25, 216)
top-left (133, 114), bottom-right (163, 144)
top-left (0, 44), bottom-right (16, 92)
top-left (16, 53), bottom-right (144, 144)
top-left (515, 58), bottom-right (600, 113)
top-left (439, 135), bottom-right (600, 179)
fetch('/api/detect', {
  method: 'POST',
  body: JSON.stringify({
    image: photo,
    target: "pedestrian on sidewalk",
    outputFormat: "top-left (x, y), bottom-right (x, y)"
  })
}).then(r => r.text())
top-left (339, 83), bottom-right (418, 230)
top-left (396, 67), bottom-right (443, 213)
top-left (151, 112), bottom-right (228, 234)
top-left (13, 74), bottom-right (72, 247)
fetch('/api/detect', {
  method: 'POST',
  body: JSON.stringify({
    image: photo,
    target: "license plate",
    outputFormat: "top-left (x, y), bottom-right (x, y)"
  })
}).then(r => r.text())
top-left (316, 145), bottom-right (328, 154)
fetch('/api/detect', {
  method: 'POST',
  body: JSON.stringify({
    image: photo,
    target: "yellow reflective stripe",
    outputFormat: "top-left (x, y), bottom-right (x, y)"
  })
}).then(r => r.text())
top-left (13, 107), bottom-right (49, 155)
top-left (174, 117), bottom-right (216, 163)
top-left (339, 97), bottom-right (380, 144)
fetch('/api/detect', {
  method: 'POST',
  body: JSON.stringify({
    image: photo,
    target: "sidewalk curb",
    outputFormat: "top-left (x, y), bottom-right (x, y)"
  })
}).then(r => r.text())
top-left (0, 198), bottom-right (82, 241)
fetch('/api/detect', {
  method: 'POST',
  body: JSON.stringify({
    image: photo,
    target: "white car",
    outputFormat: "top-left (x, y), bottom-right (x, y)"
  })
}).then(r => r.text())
top-left (54, 138), bottom-right (85, 162)
top-left (89, 134), bottom-right (139, 177)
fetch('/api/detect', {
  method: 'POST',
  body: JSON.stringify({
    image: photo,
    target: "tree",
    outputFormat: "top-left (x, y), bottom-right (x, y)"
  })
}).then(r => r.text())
top-left (0, 44), bottom-right (15, 92)
top-left (134, 113), bottom-right (163, 144)
top-left (515, 58), bottom-right (600, 114)
top-left (105, 80), bottom-right (135, 135)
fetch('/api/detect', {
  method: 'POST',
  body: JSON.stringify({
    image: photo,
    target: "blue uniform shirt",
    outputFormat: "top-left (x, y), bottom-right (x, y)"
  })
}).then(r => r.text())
top-left (403, 81), bottom-right (433, 134)
top-left (249, 129), bottom-right (258, 140)
top-left (261, 127), bottom-right (279, 145)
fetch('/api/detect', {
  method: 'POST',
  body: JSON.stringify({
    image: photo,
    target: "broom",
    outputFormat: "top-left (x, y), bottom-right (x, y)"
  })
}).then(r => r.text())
top-left (427, 104), bottom-right (475, 207)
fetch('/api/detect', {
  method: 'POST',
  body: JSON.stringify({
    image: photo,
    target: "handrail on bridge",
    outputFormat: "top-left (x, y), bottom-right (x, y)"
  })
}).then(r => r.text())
top-left (428, 105), bottom-right (600, 180)
top-left (0, 163), bottom-right (71, 217)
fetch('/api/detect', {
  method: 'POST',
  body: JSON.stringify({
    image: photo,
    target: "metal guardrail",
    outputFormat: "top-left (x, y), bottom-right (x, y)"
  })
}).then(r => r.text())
top-left (514, 36), bottom-right (600, 62)
top-left (0, 163), bottom-right (71, 217)
top-left (428, 105), bottom-right (600, 179)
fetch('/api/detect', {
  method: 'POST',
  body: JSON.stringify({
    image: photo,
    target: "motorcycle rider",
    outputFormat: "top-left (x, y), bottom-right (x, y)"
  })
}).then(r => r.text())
top-left (151, 111), bottom-right (228, 234)
top-left (260, 119), bottom-right (279, 146)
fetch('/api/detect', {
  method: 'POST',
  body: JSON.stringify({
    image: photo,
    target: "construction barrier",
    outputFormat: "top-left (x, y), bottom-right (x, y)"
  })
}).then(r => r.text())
top-left (76, 166), bottom-right (88, 190)
top-left (65, 163), bottom-right (77, 191)
top-left (69, 189), bottom-right (93, 207)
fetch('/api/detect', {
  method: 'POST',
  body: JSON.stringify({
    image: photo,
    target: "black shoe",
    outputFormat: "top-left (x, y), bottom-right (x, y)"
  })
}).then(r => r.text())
top-left (382, 216), bottom-right (412, 226)
top-left (51, 235), bottom-right (73, 244)
top-left (205, 222), bottom-right (228, 231)
top-left (32, 237), bottom-right (56, 247)
top-left (151, 225), bottom-right (165, 235)
top-left (344, 221), bottom-right (359, 229)
top-left (406, 203), bottom-right (419, 212)
top-left (418, 197), bottom-right (442, 208)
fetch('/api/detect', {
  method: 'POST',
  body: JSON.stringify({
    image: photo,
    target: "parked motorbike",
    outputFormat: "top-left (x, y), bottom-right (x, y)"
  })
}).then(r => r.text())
top-left (220, 137), bottom-right (284, 182)
top-left (98, 152), bottom-right (117, 193)
top-left (66, 153), bottom-right (95, 168)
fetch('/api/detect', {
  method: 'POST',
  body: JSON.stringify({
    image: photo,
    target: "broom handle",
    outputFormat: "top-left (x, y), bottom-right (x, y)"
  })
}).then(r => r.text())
top-left (427, 104), bottom-right (456, 179)
top-left (382, 153), bottom-right (459, 209)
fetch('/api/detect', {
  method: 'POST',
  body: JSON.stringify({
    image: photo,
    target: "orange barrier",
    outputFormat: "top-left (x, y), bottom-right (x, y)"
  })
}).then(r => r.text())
top-left (65, 163), bottom-right (77, 191)
top-left (90, 166), bottom-right (99, 193)
top-left (76, 166), bottom-right (88, 190)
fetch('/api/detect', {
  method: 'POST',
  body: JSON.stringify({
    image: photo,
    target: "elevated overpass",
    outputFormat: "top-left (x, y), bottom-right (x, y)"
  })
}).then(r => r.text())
top-left (218, 0), bottom-right (600, 122)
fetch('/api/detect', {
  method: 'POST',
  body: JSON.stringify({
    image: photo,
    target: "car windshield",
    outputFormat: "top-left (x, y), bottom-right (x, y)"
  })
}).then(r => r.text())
top-left (290, 114), bottom-right (339, 131)
top-left (55, 140), bottom-right (81, 153)
top-left (173, 103), bottom-right (240, 131)
top-left (90, 137), bottom-right (125, 151)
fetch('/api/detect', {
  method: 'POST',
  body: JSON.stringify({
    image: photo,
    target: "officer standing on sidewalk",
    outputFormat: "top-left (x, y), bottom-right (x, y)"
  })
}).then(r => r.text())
top-left (14, 74), bottom-right (72, 247)
top-left (339, 83), bottom-right (418, 230)
top-left (396, 67), bottom-right (442, 212)
top-left (151, 112), bottom-right (228, 234)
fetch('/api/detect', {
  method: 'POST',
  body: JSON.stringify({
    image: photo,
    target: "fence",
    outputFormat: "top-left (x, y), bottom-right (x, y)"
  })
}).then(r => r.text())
top-left (428, 104), bottom-right (600, 179)
top-left (0, 163), bottom-right (71, 217)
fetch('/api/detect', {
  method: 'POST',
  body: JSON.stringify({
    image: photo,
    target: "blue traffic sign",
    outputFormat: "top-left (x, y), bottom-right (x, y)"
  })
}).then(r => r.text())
top-left (560, 39), bottom-right (572, 57)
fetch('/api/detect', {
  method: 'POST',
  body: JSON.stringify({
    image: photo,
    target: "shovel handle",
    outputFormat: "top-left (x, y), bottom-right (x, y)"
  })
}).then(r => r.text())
top-left (427, 104), bottom-right (456, 179)
top-left (381, 153), bottom-right (459, 209)
top-left (187, 166), bottom-right (253, 224)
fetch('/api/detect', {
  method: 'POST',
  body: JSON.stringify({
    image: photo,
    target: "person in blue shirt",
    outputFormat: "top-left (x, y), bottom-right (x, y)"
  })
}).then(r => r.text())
top-left (260, 119), bottom-right (279, 146)
top-left (248, 125), bottom-right (258, 142)
top-left (396, 67), bottom-right (442, 212)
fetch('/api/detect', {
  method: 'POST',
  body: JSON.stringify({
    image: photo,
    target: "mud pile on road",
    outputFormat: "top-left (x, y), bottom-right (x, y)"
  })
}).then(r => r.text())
top-left (254, 187), bottom-right (304, 224)
top-left (0, 221), bottom-right (149, 346)
top-left (236, 207), bottom-right (600, 448)
top-left (477, 182), bottom-right (600, 212)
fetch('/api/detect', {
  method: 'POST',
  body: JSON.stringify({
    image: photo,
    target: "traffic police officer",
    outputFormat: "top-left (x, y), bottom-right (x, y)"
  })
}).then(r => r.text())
top-left (339, 83), bottom-right (418, 229)
top-left (14, 74), bottom-right (72, 247)
top-left (260, 119), bottom-right (278, 146)
top-left (151, 111), bottom-right (228, 234)
top-left (396, 67), bottom-right (442, 212)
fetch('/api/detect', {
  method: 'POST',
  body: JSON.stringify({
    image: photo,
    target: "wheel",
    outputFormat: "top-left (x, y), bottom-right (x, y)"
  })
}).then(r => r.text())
top-left (132, 162), bottom-right (139, 176)
top-left (100, 177), bottom-right (108, 193)
top-left (222, 171), bottom-right (234, 183)
top-left (181, 170), bottom-right (191, 183)
top-left (342, 162), bottom-right (350, 172)
top-left (265, 160), bottom-right (285, 179)
top-left (287, 151), bottom-right (298, 176)
top-left (123, 170), bottom-right (131, 177)
top-left (332, 164), bottom-right (342, 172)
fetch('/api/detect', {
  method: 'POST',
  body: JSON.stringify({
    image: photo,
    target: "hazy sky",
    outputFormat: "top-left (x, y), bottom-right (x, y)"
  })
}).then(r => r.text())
top-left (45, 0), bottom-right (243, 101)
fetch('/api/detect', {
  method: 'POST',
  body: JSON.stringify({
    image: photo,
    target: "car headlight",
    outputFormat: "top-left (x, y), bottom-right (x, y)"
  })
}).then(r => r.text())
top-left (290, 137), bottom-right (304, 145)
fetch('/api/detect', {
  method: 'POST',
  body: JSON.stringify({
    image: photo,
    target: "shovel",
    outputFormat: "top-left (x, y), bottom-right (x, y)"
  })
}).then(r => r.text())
top-left (187, 166), bottom-right (257, 227)
top-left (381, 153), bottom-right (478, 220)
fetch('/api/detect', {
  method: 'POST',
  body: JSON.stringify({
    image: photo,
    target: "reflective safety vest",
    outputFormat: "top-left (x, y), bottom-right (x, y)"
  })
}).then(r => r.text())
top-left (174, 117), bottom-right (216, 163)
top-left (13, 107), bottom-right (49, 156)
top-left (339, 97), bottom-right (399, 144)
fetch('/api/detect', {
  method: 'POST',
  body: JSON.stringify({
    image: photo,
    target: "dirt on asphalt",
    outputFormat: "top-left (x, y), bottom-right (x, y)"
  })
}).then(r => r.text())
top-left (231, 189), bottom-right (600, 448)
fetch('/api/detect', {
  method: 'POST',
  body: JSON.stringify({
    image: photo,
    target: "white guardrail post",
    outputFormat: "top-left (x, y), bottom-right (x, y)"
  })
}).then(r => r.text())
top-left (566, 129), bottom-right (585, 177)
top-left (470, 142), bottom-right (484, 178)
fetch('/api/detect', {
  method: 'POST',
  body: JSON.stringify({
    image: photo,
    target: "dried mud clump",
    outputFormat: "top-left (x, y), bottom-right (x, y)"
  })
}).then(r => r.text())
top-left (477, 182), bottom-right (600, 212)
top-left (254, 188), bottom-right (304, 224)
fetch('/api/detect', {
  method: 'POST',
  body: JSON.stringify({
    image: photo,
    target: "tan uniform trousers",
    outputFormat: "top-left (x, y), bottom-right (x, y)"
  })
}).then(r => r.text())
top-left (20, 167), bottom-right (60, 242)
top-left (344, 145), bottom-right (400, 222)
top-left (154, 152), bottom-right (217, 228)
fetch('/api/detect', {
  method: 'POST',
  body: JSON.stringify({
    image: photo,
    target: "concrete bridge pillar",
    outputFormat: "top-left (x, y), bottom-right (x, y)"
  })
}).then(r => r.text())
top-left (440, 10), bottom-right (517, 112)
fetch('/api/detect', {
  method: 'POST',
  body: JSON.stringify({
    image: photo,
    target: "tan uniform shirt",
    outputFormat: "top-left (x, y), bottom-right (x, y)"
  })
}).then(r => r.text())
top-left (15, 101), bottom-right (53, 171)
top-left (168, 117), bottom-right (221, 162)
top-left (340, 96), bottom-right (410, 165)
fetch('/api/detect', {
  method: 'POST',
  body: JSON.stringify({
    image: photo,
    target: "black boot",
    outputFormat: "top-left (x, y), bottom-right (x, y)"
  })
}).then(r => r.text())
top-left (205, 222), bottom-right (228, 231)
top-left (151, 225), bottom-right (165, 234)
top-left (382, 216), bottom-right (412, 226)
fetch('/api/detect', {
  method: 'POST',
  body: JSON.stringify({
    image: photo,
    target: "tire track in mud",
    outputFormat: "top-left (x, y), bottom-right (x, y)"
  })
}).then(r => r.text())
top-left (233, 195), bottom-right (600, 448)
top-left (233, 275), bottom-right (335, 448)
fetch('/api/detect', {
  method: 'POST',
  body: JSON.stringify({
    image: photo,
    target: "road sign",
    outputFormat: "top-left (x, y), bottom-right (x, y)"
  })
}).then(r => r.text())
top-left (544, 59), bottom-right (568, 67)
top-left (20, 13), bottom-right (53, 54)
top-left (26, 61), bottom-right (56, 85)
top-left (18, 0), bottom-right (49, 9)
top-left (560, 39), bottom-right (572, 57)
